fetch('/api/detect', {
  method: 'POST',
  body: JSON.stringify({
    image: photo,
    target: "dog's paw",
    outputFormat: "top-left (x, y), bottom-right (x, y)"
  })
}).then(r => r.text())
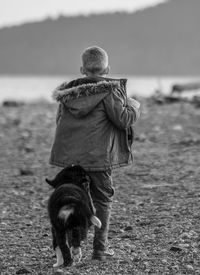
top-left (63, 259), bottom-right (73, 267)
top-left (53, 261), bottom-right (63, 268)
top-left (53, 247), bottom-right (64, 267)
top-left (71, 247), bottom-right (82, 263)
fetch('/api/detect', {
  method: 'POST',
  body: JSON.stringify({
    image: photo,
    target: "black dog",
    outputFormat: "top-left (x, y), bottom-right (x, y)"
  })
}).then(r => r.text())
top-left (46, 165), bottom-right (101, 267)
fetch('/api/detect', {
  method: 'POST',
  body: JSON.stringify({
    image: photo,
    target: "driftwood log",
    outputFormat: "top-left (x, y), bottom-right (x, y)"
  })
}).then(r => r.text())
top-left (171, 83), bottom-right (200, 94)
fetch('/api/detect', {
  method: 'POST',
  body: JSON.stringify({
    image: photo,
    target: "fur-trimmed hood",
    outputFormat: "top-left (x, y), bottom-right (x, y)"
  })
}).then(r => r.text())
top-left (52, 78), bottom-right (126, 118)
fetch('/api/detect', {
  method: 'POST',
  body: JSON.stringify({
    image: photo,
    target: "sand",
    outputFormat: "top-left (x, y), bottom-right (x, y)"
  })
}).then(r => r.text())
top-left (0, 98), bottom-right (200, 274)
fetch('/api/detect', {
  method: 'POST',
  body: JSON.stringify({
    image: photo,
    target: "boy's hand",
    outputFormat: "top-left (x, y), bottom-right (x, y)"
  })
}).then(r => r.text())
top-left (127, 98), bottom-right (140, 109)
top-left (127, 98), bottom-right (141, 120)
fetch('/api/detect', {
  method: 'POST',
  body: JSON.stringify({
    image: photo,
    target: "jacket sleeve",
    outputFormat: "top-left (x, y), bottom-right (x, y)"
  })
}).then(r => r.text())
top-left (103, 89), bottom-right (140, 130)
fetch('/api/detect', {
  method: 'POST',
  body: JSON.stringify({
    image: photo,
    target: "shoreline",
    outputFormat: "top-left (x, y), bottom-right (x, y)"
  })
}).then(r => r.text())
top-left (0, 76), bottom-right (200, 104)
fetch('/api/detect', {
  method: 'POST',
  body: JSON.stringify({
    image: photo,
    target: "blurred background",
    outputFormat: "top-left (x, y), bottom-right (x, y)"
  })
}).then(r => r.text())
top-left (0, 0), bottom-right (200, 101)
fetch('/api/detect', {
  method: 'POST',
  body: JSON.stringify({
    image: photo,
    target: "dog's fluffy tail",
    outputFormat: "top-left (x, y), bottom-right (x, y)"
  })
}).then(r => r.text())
top-left (58, 205), bottom-right (74, 223)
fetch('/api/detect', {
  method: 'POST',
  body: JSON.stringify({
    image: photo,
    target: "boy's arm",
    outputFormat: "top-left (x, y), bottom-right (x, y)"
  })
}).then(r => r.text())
top-left (103, 91), bottom-right (140, 129)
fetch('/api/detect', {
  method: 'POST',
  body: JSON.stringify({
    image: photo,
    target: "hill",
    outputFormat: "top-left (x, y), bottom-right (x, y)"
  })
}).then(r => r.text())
top-left (0, 0), bottom-right (200, 75)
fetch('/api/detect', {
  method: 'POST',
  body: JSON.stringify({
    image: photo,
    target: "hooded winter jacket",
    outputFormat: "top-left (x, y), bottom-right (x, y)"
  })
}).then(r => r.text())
top-left (49, 76), bottom-right (140, 171)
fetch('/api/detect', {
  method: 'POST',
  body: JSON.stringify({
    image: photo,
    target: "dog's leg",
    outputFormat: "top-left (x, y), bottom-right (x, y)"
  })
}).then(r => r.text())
top-left (55, 230), bottom-right (73, 267)
top-left (52, 227), bottom-right (57, 250)
top-left (71, 228), bottom-right (82, 263)
top-left (54, 246), bottom-right (64, 267)
top-left (71, 247), bottom-right (82, 263)
top-left (51, 227), bottom-right (64, 268)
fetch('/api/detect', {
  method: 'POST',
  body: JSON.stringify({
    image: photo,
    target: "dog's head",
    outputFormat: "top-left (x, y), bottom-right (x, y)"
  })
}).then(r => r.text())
top-left (46, 165), bottom-right (90, 188)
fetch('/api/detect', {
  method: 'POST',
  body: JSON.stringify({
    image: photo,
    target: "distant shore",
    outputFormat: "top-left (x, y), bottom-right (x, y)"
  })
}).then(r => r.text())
top-left (0, 76), bottom-right (200, 104)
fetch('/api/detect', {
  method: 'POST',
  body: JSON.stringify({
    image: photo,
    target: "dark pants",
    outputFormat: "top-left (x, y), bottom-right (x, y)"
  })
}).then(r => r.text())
top-left (87, 170), bottom-right (114, 252)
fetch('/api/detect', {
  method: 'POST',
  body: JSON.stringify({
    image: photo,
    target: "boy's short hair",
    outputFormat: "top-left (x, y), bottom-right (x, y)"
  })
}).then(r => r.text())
top-left (81, 46), bottom-right (109, 74)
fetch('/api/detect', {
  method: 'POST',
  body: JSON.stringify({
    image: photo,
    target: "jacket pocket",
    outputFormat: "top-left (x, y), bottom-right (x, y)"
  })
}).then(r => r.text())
top-left (100, 169), bottom-right (115, 199)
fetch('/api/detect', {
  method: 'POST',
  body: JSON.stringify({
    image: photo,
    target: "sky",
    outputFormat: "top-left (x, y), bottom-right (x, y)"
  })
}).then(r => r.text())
top-left (0, 0), bottom-right (168, 28)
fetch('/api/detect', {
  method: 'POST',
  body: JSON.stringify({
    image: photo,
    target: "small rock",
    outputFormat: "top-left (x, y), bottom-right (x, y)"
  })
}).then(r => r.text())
top-left (154, 228), bottom-right (162, 234)
top-left (153, 126), bottom-right (161, 132)
top-left (135, 134), bottom-right (146, 142)
top-left (188, 230), bottom-right (198, 238)
top-left (161, 259), bottom-right (168, 264)
top-left (3, 100), bottom-right (24, 107)
top-left (192, 95), bottom-right (200, 108)
top-left (12, 118), bottom-right (21, 126)
top-left (137, 220), bottom-right (151, 226)
top-left (151, 90), bottom-right (165, 104)
top-left (124, 226), bottom-right (133, 231)
top-left (19, 168), bottom-right (33, 176)
top-left (172, 265), bottom-right (179, 271)
top-left (186, 264), bottom-right (194, 271)
top-left (178, 243), bottom-right (190, 248)
top-left (144, 261), bottom-right (150, 268)
top-left (20, 130), bottom-right (31, 139)
top-left (132, 256), bottom-right (141, 262)
top-left (157, 223), bottom-right (165, 227)
top-left (119, 260), bottom-right (130, 264)
top-left (24, 146), bottom-right (34, 153)
top-left (169, 246), bottom-right (182, 252)
top-left (172, 124), bottom-right (183, 131)
top-left (130, 245), bottom-right (137, 252)
top-left (53, 269), bottom-right (64, 275)
top-left (16, 268), bottom-right (31, 274)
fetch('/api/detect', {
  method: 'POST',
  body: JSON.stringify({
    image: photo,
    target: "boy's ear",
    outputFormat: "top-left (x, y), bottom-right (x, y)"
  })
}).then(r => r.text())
top-left (80, 66), bottom-right (86, 75)
top-left (103, 66), bottom-right (110, 75)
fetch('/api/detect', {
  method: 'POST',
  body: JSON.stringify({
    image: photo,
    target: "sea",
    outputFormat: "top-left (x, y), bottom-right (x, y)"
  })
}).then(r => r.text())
top-left (0, 75), bottom-right (200, 102)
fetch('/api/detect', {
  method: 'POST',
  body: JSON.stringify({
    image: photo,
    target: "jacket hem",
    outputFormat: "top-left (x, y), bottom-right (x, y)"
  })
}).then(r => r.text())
top-left (49, 159), bottom-right (133, 171)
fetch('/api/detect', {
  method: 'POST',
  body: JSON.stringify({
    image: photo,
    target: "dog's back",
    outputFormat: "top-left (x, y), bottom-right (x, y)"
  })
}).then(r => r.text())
top-left (48, 184), bottom-right (93, 232)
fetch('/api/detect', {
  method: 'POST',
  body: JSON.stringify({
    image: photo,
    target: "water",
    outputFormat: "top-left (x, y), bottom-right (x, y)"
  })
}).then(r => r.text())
top-left (0, 75), bottom-right (200, 102)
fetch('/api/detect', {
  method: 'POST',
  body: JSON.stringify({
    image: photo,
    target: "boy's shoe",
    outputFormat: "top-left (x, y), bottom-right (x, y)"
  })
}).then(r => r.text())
top-left (92, 248), bottom-right (115, 261)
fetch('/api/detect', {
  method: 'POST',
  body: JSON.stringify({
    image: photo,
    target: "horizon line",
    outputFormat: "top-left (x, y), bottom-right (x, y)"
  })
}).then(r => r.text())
top-left (0, 1), bottom-right (167, 30)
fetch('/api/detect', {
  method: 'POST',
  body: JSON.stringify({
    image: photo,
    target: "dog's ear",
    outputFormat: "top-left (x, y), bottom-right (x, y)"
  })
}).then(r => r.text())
top-left (82, 181), bottom-right (90, 192)
top-left (45, 178), bottom-right (55, 187)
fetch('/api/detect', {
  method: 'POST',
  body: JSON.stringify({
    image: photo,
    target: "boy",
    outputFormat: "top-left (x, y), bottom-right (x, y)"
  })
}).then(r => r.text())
top-left (49, 46), bottom-right (140, 260)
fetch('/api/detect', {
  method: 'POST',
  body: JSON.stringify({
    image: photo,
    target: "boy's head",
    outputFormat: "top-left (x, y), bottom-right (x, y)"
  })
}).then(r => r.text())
top-left (80, 46), bottom-right (110, 76)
